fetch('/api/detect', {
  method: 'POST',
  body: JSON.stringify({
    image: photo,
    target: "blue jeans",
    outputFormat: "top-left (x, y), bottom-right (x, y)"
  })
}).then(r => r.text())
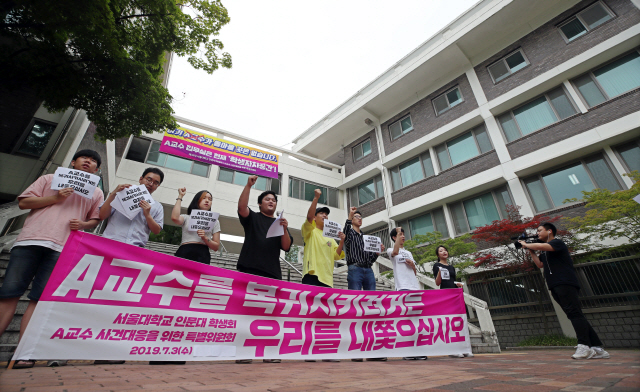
top-left (0, 245), bottom-right (61, 301)
top-left (347, 265), bottom-right (376, 290)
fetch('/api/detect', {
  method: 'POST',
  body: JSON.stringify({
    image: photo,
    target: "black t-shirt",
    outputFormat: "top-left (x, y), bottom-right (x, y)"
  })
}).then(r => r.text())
top-left (237, 208), bottom-right (293, 280)
top-left (540, 238), bottom-right (580, 290)
top-left (433, 262), bottom-right (457, 289)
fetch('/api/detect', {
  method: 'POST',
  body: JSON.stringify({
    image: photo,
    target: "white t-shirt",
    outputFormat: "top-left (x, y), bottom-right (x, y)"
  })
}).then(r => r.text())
top-left (387, 248), bottom-right (421, 291)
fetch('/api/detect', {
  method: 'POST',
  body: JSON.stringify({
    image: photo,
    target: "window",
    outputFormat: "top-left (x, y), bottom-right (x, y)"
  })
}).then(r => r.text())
top-left (497, 86), bottom-right (577, 142)
top-left (218, 168), bottom-right (281, 194)
top-left (572, 51), bottom-right (640, 107)
top-left (353, 139), bottom-right (372, 162)
top-left (289, 177), bottom-right (339, 208)
top-left (15, 120), bottom-right (57, 157)
top-left (432, 87), bottom-right (463, 115)
top-left (488, 49), bottom-right (529, 83)
top-left (389, 115), bottom-right (413, 140)
top-left (449, 186), bottom-right (513, 234)
top-left (435, 124), bottom-right (492, 171)
top-left (397, 208), bottom-right (450, 240)
top-left (615, 140), bottom-right (640, 173)
top-left (125, 137), bottom-right (210, 177)
top-left (558, 1), bottom-right (614, 42)
top-left (523, 154), bottom-right (622, 212)
top-left (390, 151), bottom-right (435, 190)
top-left (349, 174), bottom-right (384, 207)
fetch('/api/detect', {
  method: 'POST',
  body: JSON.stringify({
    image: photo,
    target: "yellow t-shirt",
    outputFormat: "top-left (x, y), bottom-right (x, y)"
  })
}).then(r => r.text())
top-left (302, 220), bottom-right (345, 287)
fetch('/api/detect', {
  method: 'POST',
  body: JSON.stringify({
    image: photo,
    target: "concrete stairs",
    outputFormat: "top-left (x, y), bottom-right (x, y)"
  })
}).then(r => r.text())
top-left (0, 241), bottom-right (394, 361)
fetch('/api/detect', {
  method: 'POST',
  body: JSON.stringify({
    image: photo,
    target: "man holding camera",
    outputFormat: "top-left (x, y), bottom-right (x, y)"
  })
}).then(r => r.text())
top-left (520, 222), bottom-right (609, 360)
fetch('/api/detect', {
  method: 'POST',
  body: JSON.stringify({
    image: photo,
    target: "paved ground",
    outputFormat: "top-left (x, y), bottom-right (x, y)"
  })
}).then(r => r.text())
top-left (0, 350), bottom-right (639, 392)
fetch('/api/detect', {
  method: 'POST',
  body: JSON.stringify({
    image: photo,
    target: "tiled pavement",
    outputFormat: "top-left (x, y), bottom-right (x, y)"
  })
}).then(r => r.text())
top-left (0, 350), bottom-right (638, 392)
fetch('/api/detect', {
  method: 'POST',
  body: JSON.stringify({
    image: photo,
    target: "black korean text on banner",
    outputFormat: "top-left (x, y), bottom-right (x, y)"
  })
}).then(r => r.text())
top-left (362, 235), bottom-right (382, 253)
top-left (50, 167), bottom-right (100, 199)
top-left (113, 185), bottom-right (155, 220)
top-left (322, 219), bottom-right (342, 240)
top-left (188, 210), bottom-right (220, 232)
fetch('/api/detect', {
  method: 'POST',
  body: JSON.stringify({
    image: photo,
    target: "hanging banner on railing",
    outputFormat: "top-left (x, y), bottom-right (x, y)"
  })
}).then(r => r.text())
top-left (13, 232), bottom-right (471, 362)
top-left (159, 127), bottom-right (279, 179)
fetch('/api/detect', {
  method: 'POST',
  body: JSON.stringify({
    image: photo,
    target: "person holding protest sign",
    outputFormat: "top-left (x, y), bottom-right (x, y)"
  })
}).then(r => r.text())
top-left (172, 188), bottom-right (220, 264)
top-left (99, 168), bottom-right (165, 246)
top-left (433, 245), bottom-right (471, 359)
top-left (93, 168), bottom-right (164, 365)
top-left (388, 227), bottom-right (427, 361)
top-left (0, 149), bottom-right (104, 369)
top-left (301, 189), bottom-right (345, 289)
top-left (344, 207), bottom-right (384, 291)
top-left (236, 175), bottom-right (293, 364)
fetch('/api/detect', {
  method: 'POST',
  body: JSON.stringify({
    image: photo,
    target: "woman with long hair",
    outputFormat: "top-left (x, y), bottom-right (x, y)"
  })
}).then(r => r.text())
top-left (433, 245), bottom-right (472, 358)
top-left (171, 188), bottom-right (220, 264)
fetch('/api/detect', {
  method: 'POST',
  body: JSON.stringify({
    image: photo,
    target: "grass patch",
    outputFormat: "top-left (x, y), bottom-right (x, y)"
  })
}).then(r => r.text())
top-left (517, 334), bottom-right (578, 347)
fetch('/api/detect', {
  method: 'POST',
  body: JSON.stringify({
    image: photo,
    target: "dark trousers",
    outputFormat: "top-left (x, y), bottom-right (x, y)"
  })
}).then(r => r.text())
top-left (175, 244), bottom-right (210, 265)
top-left (302, 274), bottom-right (331, 288)
top-left (551, 284), bottom-right (602, 347)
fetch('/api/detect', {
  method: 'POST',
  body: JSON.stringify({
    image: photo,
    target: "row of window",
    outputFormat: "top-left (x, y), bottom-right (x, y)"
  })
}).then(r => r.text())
top-left (376, 2), bottom-right (619, 149)
top-left (372, 49), bottom-right (640, 186)
top-left (353, 143), bottom-right (637, 237)
top-left (126, 136), bottom-right (340, 208)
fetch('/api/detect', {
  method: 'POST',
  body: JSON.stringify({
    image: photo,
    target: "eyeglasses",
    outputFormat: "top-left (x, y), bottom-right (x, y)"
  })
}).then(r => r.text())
top-left (143, 177), bottom-right (161, 187)
top-left (353, 215), bottom-right (362, 220)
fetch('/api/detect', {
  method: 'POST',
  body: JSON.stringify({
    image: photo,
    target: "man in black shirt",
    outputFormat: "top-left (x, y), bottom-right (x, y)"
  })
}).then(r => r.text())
top-left (344, 207), bottom-right (384, 291)
top-left (520, 222), bottom-right (609, 360)
top-left (236, 175), bottom-right (293, 364)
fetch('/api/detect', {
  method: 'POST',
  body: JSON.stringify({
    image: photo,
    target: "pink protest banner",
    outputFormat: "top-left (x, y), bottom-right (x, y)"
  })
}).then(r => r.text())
top-left (13, 232), bottom-right (472, 362)
top-left (159, 127), bottom-right (278, 179)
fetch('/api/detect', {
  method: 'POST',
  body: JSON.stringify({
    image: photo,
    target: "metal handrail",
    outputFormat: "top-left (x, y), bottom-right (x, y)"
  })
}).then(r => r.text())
top-left (280, 256), bottom-right (302, 276)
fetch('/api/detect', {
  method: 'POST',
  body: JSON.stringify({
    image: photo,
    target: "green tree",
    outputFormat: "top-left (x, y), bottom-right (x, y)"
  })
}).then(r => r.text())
top-left (566, 172), bottom-right (640, 252)
top-left (1, 0), bottom-right (232, 141)
top-left (403, 231), bottom-right (476, 279)
top-left (149, 225), bottom-right (182, 245)
top-left (285, 244), bottom-right (300, 264)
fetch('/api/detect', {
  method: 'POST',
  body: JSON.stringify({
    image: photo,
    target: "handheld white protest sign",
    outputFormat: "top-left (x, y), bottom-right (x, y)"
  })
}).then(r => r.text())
top-left (439, 267), bottom-right (451, 280)
top-left (188, 210), bottom-right (220, 232)
top-left (363, 235), bottom-right (382, 253)
top-left (397, 249), bottom-right (411, 263)
top-left (322, 219), bottom-right (342, 240)
top-left (50, 167), bottom-right (100, 199)
top-left (114, 185), bottom-right (155, 220)
top-left (266, 210), bottom-right (285, 238)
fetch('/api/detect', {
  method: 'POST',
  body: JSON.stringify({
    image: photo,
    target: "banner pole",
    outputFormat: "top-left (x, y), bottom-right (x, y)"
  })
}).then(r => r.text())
top-left (7, 360), bottom-right (15, 369)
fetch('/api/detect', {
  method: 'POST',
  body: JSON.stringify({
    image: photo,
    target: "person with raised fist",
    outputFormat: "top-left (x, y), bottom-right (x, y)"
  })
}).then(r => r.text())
top-left (301, 188), bottom-right (345, 288)
top-left (235, 175), bottom-right (293, 364)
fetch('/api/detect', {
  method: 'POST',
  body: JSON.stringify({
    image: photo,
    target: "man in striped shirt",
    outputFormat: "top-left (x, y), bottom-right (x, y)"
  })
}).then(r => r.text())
top-left (344, 207), bottom-right (384, 290)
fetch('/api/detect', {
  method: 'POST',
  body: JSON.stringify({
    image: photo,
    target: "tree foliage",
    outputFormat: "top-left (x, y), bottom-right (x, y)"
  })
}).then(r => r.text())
top-left (285, 244), bottom-right (300, 265)
top-left (403, 231), bottom-right (476, 279)
top-left (566, 172), bottom-right (640, 247)
top-left (149, 224), bottom-right (182, 245)
top-left (1, 0), bottom-right (232, 141)
top-left (471, 205), bottom-right (572, 273)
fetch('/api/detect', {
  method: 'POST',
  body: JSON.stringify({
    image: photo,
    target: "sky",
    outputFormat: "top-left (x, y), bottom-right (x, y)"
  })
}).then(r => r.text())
top-left (167, 0), bottom-right (479, 149)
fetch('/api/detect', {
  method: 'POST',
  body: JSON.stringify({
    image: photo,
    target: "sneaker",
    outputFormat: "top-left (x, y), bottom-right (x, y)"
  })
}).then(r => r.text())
top-left (571, 344), bottom-right (595, 359)
top-left (304, 360), bottom-right (317, 362)
top-left (263, 359), bottom-right (281, 363)
top-left (590, 347), bottom-right (610, 359)
top-left (366, 357), bottom-right (387, 361)
top-left (235, 359), bottom-right (252, 364)
top-left (94, 360), bottom-right (125, 364)
top-left (321, 359), bottom-right (340, 362)
top-left (463, 353), bottom-right (474, 358)
top-left (449, 354), bottom-right (464, 358)
top-left (351, 358), bottom-right (363, 362)
top-left (403, 356), bottom-right (428, 360)
top-left (47, 360), bottom-right (67, 367)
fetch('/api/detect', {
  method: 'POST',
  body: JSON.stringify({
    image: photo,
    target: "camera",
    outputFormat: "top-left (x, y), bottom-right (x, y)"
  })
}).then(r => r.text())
top-left (511, 232), bottom-right (541, 249)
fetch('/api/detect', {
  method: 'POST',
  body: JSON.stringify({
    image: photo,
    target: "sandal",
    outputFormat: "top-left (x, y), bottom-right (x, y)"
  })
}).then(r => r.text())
top-left (12, 360), bottom-right (35, 369)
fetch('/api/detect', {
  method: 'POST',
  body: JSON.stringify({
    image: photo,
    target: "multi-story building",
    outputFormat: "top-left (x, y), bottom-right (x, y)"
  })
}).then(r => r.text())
top-left (2, 0), bottom-right (639, 350)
